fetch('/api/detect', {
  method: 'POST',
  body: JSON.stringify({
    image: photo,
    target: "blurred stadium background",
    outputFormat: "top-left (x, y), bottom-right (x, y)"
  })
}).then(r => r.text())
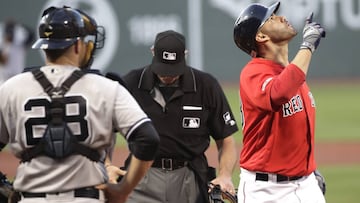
top-left (0, 0), bottom-right (359, 202)
top-left (1, 0), bottom-right (360, 80)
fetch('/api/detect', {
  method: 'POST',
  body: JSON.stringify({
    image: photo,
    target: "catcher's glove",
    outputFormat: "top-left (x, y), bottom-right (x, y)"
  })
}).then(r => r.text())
top-left (0, 172), bottom-right (20, 203)
top-left (208, 183), bottom-right (237, 203)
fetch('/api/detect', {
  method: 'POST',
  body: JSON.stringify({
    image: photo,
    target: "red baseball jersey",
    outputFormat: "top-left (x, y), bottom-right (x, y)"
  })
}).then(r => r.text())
top-left (239, 58), bottom-right (316, 176)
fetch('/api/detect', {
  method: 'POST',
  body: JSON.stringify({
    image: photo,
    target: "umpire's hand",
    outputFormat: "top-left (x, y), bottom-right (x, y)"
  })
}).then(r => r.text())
top-left (106, 165), bottom-right (126, 183)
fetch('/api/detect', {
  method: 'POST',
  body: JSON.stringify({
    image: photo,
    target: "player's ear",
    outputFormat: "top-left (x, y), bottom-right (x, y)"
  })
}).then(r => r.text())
top-left (255, 32), bottom-right (269, 43)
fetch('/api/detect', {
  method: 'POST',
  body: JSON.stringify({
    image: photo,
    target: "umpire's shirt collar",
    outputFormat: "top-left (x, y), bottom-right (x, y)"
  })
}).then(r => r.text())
top-left (137, 65), bottom-right (197, 93)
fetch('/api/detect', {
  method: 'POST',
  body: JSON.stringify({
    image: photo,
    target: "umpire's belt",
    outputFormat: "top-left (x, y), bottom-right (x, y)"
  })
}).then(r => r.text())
top-left (255, 172), bottom-right (303, 182)
top-left (152, 158), bottom-right (188, 171)
top-left (20, 186), bottom-right (101, 199)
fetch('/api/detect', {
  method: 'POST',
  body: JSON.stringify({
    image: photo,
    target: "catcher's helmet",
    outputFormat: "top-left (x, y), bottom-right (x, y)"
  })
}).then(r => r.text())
top-left (32, 6), bottom-right (105, 50)
top-left (233, 1), bottom-right (280, 55)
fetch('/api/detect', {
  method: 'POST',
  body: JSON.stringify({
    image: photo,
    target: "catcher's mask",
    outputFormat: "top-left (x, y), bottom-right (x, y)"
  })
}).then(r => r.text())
top-left (233, 1), bottom-right (280, 56)
top-left (32, 6), bottom-right (105, 68)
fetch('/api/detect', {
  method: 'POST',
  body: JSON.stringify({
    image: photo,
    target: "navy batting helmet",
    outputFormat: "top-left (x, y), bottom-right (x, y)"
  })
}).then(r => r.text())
top-left (233, 1), bottom-right (280, 55)
top-left (32, 6), bottom-right (105, 50)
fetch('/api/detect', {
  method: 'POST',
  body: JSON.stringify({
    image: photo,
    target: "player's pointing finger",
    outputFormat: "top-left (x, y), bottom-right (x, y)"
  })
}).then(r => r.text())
top-left (306, 12), bottom-right (314, 23)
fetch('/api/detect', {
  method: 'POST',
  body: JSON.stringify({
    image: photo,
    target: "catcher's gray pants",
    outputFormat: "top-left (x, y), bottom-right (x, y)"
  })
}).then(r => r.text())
top-left (18, 190), bottom-right (106, 203)
top-left (125, 167), bottom-right (203, 203)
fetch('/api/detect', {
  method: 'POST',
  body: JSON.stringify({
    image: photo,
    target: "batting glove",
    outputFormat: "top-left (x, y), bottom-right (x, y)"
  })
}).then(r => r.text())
top-left (300, 12), bottom-right (326, 53)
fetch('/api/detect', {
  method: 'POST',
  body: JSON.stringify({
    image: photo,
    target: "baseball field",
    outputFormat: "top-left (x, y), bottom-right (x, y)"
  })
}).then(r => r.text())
top-left (0, 79), bottom-right (359, 202)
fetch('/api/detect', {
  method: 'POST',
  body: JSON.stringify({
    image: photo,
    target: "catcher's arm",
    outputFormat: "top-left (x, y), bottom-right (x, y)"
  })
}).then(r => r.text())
top-left (0, 141), bottom-right (12, 201)
top-left (0, 172), bottom-right (20, 203)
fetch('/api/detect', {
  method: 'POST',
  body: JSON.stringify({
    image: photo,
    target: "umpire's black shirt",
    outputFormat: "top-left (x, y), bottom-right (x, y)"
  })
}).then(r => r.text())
top-left (123, 65), bottom-right (238, 161)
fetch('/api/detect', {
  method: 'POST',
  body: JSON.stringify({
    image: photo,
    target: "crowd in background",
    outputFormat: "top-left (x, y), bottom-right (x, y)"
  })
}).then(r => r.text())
top-left (0, 19), bottom-right (34, 85)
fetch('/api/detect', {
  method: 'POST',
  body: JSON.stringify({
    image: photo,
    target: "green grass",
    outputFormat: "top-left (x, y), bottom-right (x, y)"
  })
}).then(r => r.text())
top-left (318, 165), bottom-right (360, 203)
top-left (309, 81), bottom-right (360, 141)
top-left (221, 86), bottom-right (243, 142)
top-left (222, 80), bottom-right (360, 142)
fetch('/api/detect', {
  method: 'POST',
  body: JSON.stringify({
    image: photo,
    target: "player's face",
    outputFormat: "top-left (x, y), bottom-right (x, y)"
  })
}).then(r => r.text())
top-left (260, 14), bottom-right (297, 43)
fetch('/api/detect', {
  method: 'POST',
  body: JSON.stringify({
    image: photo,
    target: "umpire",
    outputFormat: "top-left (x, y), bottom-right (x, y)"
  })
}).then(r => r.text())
top-left (109, 30), bottom-right (239, 203)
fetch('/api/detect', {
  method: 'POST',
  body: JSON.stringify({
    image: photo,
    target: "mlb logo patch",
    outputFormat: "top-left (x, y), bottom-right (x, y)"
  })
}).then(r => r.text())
top-left (163, 51), bottom-right (177, 61)
top-left (183, 117), bottom-right (200, 128)
top-left (223, 112), bottom-right (236, 126)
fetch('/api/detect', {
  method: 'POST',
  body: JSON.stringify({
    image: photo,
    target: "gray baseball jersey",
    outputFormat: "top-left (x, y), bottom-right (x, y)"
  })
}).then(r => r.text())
top-left (0, 65), bottom-right (150, 193)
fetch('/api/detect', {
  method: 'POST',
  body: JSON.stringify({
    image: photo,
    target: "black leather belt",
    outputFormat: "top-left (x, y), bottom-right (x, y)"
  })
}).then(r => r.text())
top-left (152, 158), bottom-right (188, 171)
top-left (256, 173), bottom-right (303, 182)
top-left (21, 186), bottom-right (99, 199)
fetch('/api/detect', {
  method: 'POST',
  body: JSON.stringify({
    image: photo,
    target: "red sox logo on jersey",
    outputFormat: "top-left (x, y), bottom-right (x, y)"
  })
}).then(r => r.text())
top-left (282, 94), bottom-right (304, 117)
top-left (282, 92), bottom-right (316, 117)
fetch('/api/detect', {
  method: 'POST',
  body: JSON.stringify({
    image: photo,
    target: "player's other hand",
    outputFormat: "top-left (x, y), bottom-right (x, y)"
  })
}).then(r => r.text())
top-left (97, 183), bottom-right (129, 203)
top-left (300, 12), bottom-right (326, 53)
top-left (106, 165), bottom-right (126, 183)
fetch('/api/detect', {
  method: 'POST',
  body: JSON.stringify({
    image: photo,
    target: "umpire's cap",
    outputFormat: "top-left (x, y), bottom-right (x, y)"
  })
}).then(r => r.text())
top-left (150, 30), bottom-right (186, 77)
top-left (32, 6), bottom-right (103, 50)
top-left (233, 1), bottom-right (280, 56)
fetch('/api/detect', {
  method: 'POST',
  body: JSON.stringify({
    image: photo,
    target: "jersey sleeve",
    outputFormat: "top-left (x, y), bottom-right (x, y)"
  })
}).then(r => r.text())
top-left (270, 64), bottom-right (305, 107)
top-left (240, 62), bottom-right (305, 111)
top-left (112, 84), bottom-right (151, 139)
top-left (207, 77), bottom-right (238, 140)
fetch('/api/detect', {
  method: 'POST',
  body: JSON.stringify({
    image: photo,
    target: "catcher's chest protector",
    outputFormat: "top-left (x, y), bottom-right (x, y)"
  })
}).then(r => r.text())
top-left (20, 69), bottom-right (100, 162)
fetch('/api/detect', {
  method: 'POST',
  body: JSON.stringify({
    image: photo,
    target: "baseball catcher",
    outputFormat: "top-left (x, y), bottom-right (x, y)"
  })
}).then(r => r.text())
top-left (0, 172), bottom-right (20, 203)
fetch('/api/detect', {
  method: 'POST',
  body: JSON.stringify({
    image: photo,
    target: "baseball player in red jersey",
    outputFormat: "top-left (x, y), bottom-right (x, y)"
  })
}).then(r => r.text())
top-left (0, 6), bottom-right (159, 203)
top-left (233, 2), bottom-right (326, 203)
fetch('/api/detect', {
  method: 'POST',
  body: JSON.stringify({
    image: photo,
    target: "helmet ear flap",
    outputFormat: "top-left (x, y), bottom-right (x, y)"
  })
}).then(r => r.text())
top-left (81, 41), bottom-right (95, 69)
top-left (85, 41), bottom-right (94, 62)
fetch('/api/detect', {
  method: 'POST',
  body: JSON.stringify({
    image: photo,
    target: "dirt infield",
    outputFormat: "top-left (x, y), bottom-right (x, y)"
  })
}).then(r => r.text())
top-left (1, 141), bottom-right (360, 178)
